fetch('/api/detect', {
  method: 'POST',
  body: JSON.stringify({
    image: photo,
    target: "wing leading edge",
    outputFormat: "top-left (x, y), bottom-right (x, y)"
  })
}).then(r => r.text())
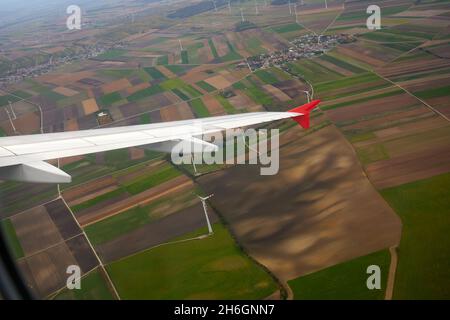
top-left (0, 100), bottom-right (320, 183)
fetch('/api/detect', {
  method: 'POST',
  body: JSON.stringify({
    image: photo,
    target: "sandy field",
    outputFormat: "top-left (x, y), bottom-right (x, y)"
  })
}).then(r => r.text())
top-left (101, 79), bottom-right (132, 94)
top-left (204, 75), bottom-right (233, 89)
top-left (82, 98), bottom-right (100, 115)
top-left (202, 95), bottom-right (226, 116)
top-left (53, 86), bottom-right (79, 97)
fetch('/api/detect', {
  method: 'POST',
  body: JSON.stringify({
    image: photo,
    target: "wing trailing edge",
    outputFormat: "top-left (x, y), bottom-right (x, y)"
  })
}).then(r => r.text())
top-left (0, 161), bottom-right (71, 184)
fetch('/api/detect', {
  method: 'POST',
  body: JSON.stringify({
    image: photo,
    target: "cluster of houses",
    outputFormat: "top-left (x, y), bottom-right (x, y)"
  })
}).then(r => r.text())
top-left (0, 43), bottom-right (126, 88)
top-left (246, 33), bottom-right (357, 70)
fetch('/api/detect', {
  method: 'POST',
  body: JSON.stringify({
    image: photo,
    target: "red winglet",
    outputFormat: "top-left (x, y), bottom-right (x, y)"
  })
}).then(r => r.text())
top-left (288, 99), bottom-right (321, 129)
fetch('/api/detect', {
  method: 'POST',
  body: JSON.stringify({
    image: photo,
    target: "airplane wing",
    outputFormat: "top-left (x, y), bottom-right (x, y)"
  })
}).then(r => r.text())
top-left (0, 100), bottom-right (320, 183)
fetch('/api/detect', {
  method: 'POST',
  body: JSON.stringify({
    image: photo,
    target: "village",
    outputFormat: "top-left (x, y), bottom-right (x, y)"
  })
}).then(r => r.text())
top-left (246, 33), bottom-right (357, 70)
top-left (0, 42), bottom-right (126, 88)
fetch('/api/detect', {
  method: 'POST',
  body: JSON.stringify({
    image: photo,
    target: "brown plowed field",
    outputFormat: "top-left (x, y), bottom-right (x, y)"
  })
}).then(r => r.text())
top-left (197, 125), bottom-right (401, 281)
top-left (77, 175), bottom-right (193, 226)
top-left (96, 203), bottom-right (219, 263)
top-left (327, 93), bottom-right (417, 123)
top-left (366, 146), bottom-right (450, 189)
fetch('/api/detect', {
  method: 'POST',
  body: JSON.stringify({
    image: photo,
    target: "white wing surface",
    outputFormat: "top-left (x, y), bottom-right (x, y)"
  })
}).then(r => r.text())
top-left (0, 111), bottom-right (301, 183)
top-left (0, 99), bottom-right (320, 183)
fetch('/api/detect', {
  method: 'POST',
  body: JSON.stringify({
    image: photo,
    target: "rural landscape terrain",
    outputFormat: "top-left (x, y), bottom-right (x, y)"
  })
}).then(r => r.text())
top-left (0, 0), bottom-right (449, 300)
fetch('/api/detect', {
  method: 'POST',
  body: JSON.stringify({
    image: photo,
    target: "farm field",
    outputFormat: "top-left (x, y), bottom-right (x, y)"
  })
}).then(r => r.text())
top-left (0, 0), bottom-right (449, 300)
top-left (198, 125), bottom-right (402, 283)
top-left (53, 268), bottom-right (115, 300)
top-left (106, 223), bottom-right (278, 300)
top-left (2, 199), bottom-right (98, 298)
top-left (381, 173), bottom-right (450, 299)
top-left (288, 250), bottom-right (390, 300)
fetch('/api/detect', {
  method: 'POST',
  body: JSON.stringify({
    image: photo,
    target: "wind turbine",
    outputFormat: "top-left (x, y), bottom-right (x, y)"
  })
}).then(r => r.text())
top-left (325, 0), bottom-right (328, 9)
top-left (5, 107), bottom-right (16, 134)
top-left (288, 0), bottom-right (292, 15)
top-left (199, 194), bottom-right (214, 235)
top-left (213, 0), bottom-right (218, 12)
top-left (254, 0), bottom-right (259, 14)
top-left (294, 4), bottom-right (299, 24)
top-left (301, 90), bottom-right (311, 103)
top-left (228, 0), bottom-right (232, 14)
top-left (240, 8), bottom-right (245, 22)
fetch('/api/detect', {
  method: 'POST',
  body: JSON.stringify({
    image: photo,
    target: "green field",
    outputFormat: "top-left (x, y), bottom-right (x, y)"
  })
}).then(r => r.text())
top-left (336, 5), bottom-right (409, 22)
top-left (41, 89), bottom-right (66, 101)
top-left (140, 113), bottom-right (152, 124)
top-left (271, 23), bottom-right (304, 34)
top-left (381, 173), bottom-right (450, 299)
top-left (71, 188), bottom-right (127, 213)
top-left (356, 143), bottom-right (390, 165)
top-left (157, 55), bottom-right (169, 65)
top-left (240, 80), bottom-right (273, 105)
top-left (106, 223), bottom-right (278, 299)
top-left (321, 89), bottom-right (403, 111)
top-left (124, 164), bottom-right (181, 195)
top-left (96, 49), bottom-right (126, 60)
top-left (144, 67), bottom-right (166, 80)
top-left (98, 92), bottom-right (122, 107)
top-left (254, 69), bottom-right (279, 84)
top-left (189, 98), bottom-right (210, 117)
top-left (164, 64), bottom-right (191, 75)
top-left (216, 94), bottom-right (237, 114)
top-left (0, 94), bottom-right (21, 106)
top-left (160, 78), bottom-right (202, 100)
top-left (288, 59), bottom-right (343, 83)
top-left (127, 85), bottom-right (164, 102)
top-left (195, 80), bottom-right (216, 92)
top-left (181, 50), bottom-right (189, 64)
top-left (208, 38), bottom-right (219, 59)
top-left (172, 88), bottom-right (190, 101)
top-left (316, 73), bottom-right (381, 94)
top-left (186, 42), bottom-right (204, 64)
top-left (85, 206), bottom-right (151, 245)
top-left (99, 69), bottom-right (135, 79)
top-left (54, 268), bottom-right (114, 300)
top-left (220, 41), bottom-right (243, 62)
top-left (85, 190), bottom-right (198, 245)
top-left (0, 218), bottom-right (24, 259)
top-left (319, 54), bottom-right (366, 74)
top-left (288, 250), bottom-right (390, 300)
top-left (415, 84), bottom-right (450, 99)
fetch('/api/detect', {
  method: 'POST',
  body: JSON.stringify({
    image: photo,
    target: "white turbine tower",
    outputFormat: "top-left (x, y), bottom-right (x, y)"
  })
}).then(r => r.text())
top-left (294, 4), bottom-right (299, 24)
top-left (179, 39), bottom-right (183, 51)
top-left (288, 0), bottom-right (292, 15)
top-left (254, 0), bottom-right (259, 14)
top-left (228, 0), bottom-right (232, 14)
top-left (213, 0), bottom-right (217, 12)
top-left (301, 90), bottom-right (311, 103)
top-left (325, 0), bottom-right (328, 9)
top-left (199, 194), bottom-right (214, 234)
top-left (240, 8), bottom-right (245, 22)
top-left (8, 101), bottom-right (16, 120)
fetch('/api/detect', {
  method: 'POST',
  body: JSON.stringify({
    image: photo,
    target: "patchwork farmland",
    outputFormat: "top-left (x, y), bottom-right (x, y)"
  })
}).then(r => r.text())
top-left (1, 0), bottom-right (450, 300)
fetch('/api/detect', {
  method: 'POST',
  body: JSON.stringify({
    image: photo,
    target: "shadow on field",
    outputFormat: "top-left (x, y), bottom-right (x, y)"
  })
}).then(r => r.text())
top-left (197, 125), bottom-right (402, 281)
